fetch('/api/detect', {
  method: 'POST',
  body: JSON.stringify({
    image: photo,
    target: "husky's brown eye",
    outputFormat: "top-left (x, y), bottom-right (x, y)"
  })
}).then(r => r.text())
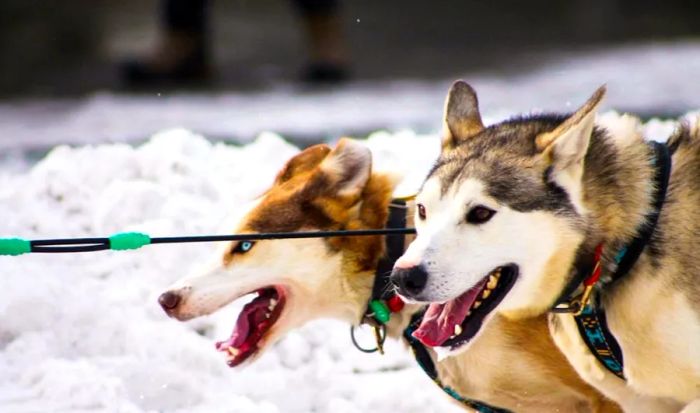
top-left (417, 203), bottom-right (427, 220)
top-left (467, 206), bottom-right (495, 224)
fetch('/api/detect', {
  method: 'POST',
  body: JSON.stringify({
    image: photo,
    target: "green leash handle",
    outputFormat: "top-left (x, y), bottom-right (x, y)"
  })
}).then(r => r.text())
top-left (0, 232), bottom-right (151, 255)
top-left (108, 232), bottom-right (151, 251)
top-left (0, 238), bottom-right (31, 256)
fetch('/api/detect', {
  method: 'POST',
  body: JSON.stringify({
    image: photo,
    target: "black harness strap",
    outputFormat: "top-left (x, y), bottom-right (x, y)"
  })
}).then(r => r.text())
top-left (351, 200), bottom-right (410, 354)
top-left (568, 141), bottom-right (671, 380)
top-left (611, 141), bottom-right (672, 282)
top-left (373, 200), bottom-right (408, 303)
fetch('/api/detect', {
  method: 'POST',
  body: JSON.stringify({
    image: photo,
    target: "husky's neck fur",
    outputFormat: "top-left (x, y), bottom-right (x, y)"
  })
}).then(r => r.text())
top-left (578, 116), bottom-right (657, 268)
top-left (333, 171), bottom-right (419, 336)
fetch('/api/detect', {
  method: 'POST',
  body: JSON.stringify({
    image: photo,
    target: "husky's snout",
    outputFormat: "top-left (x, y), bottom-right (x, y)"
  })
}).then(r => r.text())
top-left (158, 290), bottom-right (182, 314)
top-left (391, 264), bottom-right (428, 299)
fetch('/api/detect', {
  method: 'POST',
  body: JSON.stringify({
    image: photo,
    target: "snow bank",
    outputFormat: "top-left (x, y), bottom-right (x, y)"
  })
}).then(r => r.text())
top-left (0, 129), bottom-right (456, 413)
top-left (0, 117), bottom-right (684, 412)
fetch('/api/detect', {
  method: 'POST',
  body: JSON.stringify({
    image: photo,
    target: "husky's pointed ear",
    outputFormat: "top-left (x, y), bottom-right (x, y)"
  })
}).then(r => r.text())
top-left (536, 86), bottom-right (606, 164)
top-left (441, 80), bottom-right (484, 151)
top-left (319, 138), bottom-right (372, 197)
top-left (274, 144), bottom-right (331, 184)
top-left (536, 86), bottom-right (605, 210)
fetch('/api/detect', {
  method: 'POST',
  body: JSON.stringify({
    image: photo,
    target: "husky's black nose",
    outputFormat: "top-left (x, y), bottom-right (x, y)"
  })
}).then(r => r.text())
top-left (158, 291), bottom-right (182, 312)
top-left (391, 265), bottom-right (428, 298)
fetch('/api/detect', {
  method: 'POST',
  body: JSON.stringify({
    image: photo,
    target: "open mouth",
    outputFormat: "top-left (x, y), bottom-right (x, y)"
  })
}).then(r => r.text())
top-left (412, 264), bottom-right (518, 350)
top-left (214, 286), bottom-right (286, 367)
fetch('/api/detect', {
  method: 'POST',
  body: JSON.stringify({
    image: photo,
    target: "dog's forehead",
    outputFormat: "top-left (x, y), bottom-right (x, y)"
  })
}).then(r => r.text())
top-left (420, 174), bottom-right (487, 206)
top-left (429, 116), bottom-right (563, 181)
top-left (424, 116), bottom-right (579, 215)
top-left (430, 147), bottom-right (540, 200)
top-left (465, 113), bottom-right (568, 156)
top-left (463, 117), bottom-right (563, 157)
top-left (239, 188), bottom-right (333, 234)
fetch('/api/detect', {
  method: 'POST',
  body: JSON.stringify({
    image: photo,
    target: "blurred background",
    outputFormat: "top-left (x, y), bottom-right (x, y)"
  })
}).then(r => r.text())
top-left (1, 3), bottom-right (699, 412)
top-left (1, 0), bottom-right (699, 161)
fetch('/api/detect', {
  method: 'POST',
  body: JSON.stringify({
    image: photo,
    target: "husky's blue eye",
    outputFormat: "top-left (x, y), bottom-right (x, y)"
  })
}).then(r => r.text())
top-left (234, 241), bottom-right (255, 254)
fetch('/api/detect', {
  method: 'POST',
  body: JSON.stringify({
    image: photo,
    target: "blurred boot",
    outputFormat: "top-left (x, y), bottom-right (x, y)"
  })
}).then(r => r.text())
top-left (121, 31), bottom-right (209, 85)
top-left (121, 0), bottom-right (210, 85)
top-left (296, 0), bottom-right (350, 83)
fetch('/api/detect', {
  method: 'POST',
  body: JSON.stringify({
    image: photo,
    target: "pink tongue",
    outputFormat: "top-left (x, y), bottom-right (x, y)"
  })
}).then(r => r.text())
top-left (217, 295), bottom-right (270, 349)
top-left (413, 278), bottom-right (488, 347)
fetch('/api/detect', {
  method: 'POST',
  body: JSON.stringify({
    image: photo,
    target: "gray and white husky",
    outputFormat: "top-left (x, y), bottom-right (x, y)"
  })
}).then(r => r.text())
top-left (391, 81), bottom-right (700, 412)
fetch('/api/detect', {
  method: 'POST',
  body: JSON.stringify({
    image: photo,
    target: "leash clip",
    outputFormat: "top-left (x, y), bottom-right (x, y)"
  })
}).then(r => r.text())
top-left (552, 246), bottom-right (602, 315)
top-left (551, 275), bottom-right (597, 315)
top-left (551, 297), bottom-right (582, 314)
top-left (373, 324), bottom-right (385, 355)
top-left (574, 284), bottom-right (595, 316)
top-left (350, 321), bottom-right (387, 354)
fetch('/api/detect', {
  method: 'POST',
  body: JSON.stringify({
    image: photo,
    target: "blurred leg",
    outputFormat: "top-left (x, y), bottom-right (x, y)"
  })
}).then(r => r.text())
top-left (164, 0), bottom-right (208, 33)
top-left (293, 0), bottom-right (349, 83)
top-left (121, 0), bottom-right (210, 85)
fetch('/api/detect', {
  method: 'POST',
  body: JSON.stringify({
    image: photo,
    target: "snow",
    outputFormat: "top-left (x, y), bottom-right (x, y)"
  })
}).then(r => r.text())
top-left (0, 115), bottom-right (686, 411)
top-left (0, 129), bottom-right (459, 413)
top-left (2, 41), bottom-right (700, 153)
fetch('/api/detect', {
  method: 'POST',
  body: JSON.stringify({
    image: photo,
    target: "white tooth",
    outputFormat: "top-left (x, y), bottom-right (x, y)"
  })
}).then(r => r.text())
top-left (450, 335), bottom-right (456, 339)
top-left (482, 289), bottom-right (491, 299)
top-left (227, 347), bottom-right (239, 356)
top-left (268, 304), bottom-right (274, 312)
top-left (265, 313), bottom-right (271, 319)
top-left (270, 299), bottom-right (277, 307)
top-left (466, 310), bottom-right (471, 316)
top-left (473, 300), bottom-right (482, 309)
top-left (454, 324), bottom-right (463, 336)
top-left (487, 275), bottom-right (498, 290)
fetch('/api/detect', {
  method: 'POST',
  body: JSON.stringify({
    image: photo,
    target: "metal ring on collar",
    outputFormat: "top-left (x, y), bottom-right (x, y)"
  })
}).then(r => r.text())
top-left (349, 324), bottom-right (387, 353)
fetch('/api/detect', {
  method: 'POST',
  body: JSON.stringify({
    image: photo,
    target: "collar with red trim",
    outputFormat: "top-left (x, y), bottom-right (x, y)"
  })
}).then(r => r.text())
top-left (551, 141), bottom-right (671, 380)
top-left (553, 141), bottom-right (671, 314)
